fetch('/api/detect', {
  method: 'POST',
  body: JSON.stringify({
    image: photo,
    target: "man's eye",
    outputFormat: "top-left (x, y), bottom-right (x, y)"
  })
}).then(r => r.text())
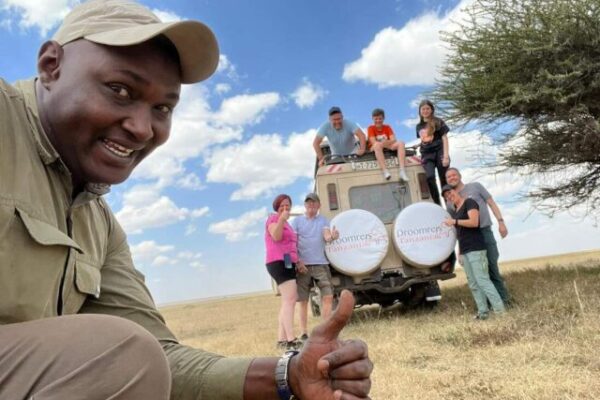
top-left (157, 105), bottom-right (172, 115)
top-left (110, 85), bottom-right (130, 98)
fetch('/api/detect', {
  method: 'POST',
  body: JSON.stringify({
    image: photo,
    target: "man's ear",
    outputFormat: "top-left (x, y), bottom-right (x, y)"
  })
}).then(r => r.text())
top-left (37, 41), bottom-right (64, 89)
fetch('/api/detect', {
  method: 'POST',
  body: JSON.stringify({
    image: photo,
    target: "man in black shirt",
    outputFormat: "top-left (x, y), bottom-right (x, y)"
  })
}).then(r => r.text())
top-left (442, 185), bottom-right (505, 319)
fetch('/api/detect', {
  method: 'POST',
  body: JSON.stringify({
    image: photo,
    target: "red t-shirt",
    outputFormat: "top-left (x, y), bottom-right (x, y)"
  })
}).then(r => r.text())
top-left (367, 124), bottom-right (394, 149)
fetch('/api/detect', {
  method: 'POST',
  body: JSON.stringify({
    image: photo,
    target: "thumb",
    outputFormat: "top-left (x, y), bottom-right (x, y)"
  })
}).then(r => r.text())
top-left (310, 290), bottom-right (355, 342)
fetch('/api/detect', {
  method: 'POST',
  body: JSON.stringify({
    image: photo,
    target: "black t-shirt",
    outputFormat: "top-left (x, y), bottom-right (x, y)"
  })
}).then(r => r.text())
top-left (450, 198), bottom-right (485, 254)
top-left (415, 118), bottom-right (449, 153)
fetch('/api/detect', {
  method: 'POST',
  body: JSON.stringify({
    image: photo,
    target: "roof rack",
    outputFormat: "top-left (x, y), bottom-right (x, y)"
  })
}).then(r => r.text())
top-left (313, 143), bottom-right (419, 177)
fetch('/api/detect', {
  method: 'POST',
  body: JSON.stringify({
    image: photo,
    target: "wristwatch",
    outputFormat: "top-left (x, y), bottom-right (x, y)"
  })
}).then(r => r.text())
top-left (275, 350), bottom-right (299, 400)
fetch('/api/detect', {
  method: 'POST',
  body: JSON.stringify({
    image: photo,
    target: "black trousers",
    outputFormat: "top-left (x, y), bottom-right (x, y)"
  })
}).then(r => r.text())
top-left (421, 149), bottom-right (448, 205)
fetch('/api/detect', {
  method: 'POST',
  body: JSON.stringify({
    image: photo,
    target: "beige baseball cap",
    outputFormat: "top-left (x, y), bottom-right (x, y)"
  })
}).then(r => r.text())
top-left (52, 0), bottom-right (219, 84)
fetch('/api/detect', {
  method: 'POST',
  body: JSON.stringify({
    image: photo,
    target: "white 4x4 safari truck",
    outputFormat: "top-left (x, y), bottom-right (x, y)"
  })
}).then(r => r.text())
top-left (310, 145), bottom-right (457, 315)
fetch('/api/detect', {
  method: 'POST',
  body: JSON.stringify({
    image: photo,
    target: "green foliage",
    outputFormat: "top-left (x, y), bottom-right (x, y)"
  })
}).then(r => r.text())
top-left (432, 0), bottom-right (600, 215)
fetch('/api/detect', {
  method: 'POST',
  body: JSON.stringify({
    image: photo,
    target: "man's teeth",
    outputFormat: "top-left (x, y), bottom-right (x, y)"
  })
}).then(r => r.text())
top-left (103, 139), bottom-right (134, 157)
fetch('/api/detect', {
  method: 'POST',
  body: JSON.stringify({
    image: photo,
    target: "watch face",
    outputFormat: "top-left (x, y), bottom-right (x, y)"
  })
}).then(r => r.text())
top-left (284, 350), bottom-right (299, 357)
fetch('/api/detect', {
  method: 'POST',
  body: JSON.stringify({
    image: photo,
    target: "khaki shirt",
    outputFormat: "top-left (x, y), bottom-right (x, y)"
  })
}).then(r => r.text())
top-left (0, 79), bottom-right (251, 399)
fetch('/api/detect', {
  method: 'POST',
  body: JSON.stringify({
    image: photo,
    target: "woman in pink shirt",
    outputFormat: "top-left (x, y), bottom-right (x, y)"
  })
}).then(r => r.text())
top-left (265, 194), bottom-right (300, 350)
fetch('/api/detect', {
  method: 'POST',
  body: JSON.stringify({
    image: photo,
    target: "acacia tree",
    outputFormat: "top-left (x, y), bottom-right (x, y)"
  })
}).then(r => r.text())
top-left (432, 0), bottom-right (600, 216)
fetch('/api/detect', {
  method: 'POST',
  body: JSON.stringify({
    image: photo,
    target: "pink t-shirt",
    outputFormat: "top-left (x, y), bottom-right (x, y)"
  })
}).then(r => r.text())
top-left (265, 214), bottom-right (298, 264)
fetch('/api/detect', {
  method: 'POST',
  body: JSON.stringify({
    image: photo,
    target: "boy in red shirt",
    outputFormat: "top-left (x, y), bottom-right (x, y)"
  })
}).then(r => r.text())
top-left (367, 108), bottom-right (409, 181)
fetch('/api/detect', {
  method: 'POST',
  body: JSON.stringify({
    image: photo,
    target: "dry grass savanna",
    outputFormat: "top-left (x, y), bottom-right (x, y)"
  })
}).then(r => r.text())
top-left (161, 250), bottom-right (600, 399)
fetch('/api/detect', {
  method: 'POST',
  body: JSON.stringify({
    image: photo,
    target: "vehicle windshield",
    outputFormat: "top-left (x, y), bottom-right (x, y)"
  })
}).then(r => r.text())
top-left (349, 182), bottom-right (411, 223)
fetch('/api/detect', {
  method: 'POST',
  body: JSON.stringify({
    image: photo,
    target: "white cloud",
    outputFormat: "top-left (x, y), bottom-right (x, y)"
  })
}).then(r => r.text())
top-left (115, 184), bottom-right (210, 235)
top-left (132, 86), bottom-right (281, 185)
top-left (410, 97), bottom-right (424, 109)
top-left (216, 54), bottom-right (238, 80)
top-left (177, 173), bottom-right (205, 190)
top-left (208, 207), bottom-right (268, 242)
top-left (215, 83), bottom-right (231, 95)
top-left (152, 255), bottom-right (174, 267)
top-left (130, 241), bottom-right (207, 270)
top-left (205, 129), bottom-right (316, 200)
top-left (132, 155), bottom-right (185, 187)
top-left (151, 9), bottom-right (181, 23)
top-left (447, 130), bottom-right (499, 171)
top-left (402, 116), bottom-right (420, 128)
top-left (176, 250), bottom-right (205, 270)
top-left (191, 206), bottom-right (210, 218)
top-left (291, 78), bottom-right (327, 109)
top-left (116, 195), bottom-right (190, 234)
top-left (342, 0), bottom-right (473, 87)
top-left (130, 240), bottom-right (174, 265)
top-left (213, 92), bottom-right (281, 126)
top-left (1, 0), bottom-right (73, 35)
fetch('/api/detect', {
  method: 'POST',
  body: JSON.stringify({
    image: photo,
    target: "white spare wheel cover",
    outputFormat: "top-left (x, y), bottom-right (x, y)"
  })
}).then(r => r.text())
top-left (393, 202), bottom-right (456, 268)
top-left (325, 209), bottom-right (389, 276)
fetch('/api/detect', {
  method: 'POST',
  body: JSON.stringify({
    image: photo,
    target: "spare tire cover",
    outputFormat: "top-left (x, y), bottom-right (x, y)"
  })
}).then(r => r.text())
top-left (325, 209), bottom-right (389, 276)
top-left (393, 202), bottom-right (456, 267)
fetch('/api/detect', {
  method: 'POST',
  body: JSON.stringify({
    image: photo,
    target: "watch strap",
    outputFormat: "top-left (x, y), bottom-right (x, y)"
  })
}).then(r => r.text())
top-left (275, 350), bottom-right (299, 400)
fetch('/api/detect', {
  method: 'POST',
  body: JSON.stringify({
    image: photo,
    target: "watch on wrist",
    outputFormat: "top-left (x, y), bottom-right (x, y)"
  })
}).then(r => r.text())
top-left (275, 350), bottom-right (299, 400)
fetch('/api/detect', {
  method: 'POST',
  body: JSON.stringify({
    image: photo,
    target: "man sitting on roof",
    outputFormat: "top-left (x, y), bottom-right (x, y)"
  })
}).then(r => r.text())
top-left (313, 106), bottom-right (367, 166)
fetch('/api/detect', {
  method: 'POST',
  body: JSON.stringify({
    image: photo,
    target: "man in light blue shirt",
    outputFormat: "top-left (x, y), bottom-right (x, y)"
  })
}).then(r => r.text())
top-left (313, 106), bottom-right (366, 166)
top-left (291, 193), bottom-right (339, 340)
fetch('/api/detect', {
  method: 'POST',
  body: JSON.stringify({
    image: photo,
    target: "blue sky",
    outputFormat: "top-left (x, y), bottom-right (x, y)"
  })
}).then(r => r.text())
top-left (1, 0), bottom-right (598, 305)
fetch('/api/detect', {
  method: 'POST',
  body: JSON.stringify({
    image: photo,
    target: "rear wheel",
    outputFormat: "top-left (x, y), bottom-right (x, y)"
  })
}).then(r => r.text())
top-left (404, 283), bottom-right (428, 308)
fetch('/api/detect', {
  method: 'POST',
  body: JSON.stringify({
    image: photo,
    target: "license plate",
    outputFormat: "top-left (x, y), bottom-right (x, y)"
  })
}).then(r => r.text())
top-left (353, 159), bottom-right (398, 171)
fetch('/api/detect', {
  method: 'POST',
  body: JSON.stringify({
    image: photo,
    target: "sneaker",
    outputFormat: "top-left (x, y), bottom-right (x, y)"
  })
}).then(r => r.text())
top-left (299, 333), bottom-right (309, 342)
top-left (276, 340), bottom-right (287, 350)
top-left (425, 281), bottom-right (442, 302)
top-left (399, 169), bottom-right (409, 182)
top-left (383, 169), bottom-right (391, 180)
top-left (474, 312), bottom-right (489, 321)
top-left (286, 338), bottom-right (302, 351)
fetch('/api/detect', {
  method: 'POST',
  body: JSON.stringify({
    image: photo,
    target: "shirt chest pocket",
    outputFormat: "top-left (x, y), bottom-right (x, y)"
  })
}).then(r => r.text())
top-left (10, 208), bottom-right (102, 317)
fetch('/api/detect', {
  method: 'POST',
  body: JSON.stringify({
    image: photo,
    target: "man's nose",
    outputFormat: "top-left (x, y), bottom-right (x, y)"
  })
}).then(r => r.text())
top-left (122, 106), bottom-right (153, 142)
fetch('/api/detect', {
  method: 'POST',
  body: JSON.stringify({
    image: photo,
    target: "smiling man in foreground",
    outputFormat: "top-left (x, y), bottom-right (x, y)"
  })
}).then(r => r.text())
top-left (0, 1), bottom-right (372, 399)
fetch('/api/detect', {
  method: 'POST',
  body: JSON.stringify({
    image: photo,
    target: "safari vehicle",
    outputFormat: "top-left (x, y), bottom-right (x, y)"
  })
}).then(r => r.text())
top-left (309, 144), bottom-right (456, 315)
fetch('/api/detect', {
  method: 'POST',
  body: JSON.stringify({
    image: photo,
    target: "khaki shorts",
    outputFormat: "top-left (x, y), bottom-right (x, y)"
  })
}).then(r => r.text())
top-left (297, 264), bottom-right (333, 301)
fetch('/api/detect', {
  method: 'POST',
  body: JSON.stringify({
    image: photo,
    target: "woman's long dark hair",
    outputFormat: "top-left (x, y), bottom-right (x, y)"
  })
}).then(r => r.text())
top-left (418, 99), bottom-right (443, 129)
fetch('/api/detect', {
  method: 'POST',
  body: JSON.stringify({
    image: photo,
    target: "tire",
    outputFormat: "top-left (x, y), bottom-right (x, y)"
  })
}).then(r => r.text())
top-left (404, 283), bottom-right (428, 308)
